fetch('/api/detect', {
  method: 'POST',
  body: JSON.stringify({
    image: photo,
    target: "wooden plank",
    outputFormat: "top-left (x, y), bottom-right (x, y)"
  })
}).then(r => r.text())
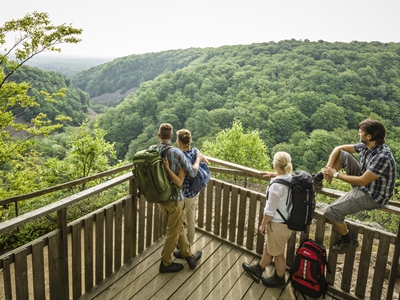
top-left (84, 217), bottom-right (94, 292)
top-left (221, 183), bottom-right (231, 239)
top-left (80, 236), bottom-right (165, 300)
top-left (153, 236), bottom-right (218, 299)
top-left (197, 188), bottom-right (205, 228)
top-left (326, 228), bottom-right (339, 285)
top-left (14, 248), bottom-right (28, 300)
top-left (256, 196), bottom-right (266, 254)
top-left (314, 214), bottom-right (327, 244)
top-left (2, 256), bottom-right (13, 300)
top-left (71, 222), bottom-right (82, 300)
top-left (355, 227), bottom-right (374, 298)
top-left (0, 173), bottom-right (132, 234)
top-left (246, 193), bottom-right (257, 250)
top-left (0, 165), bottom-right (133, 206)
top-left (286, 231), bottom-right (297, 267)
top-left (371, 233), bottom-right (390, 300)
top-left (340, 223), bottom-right (358, 292)
top-left (57, 208), bottom-right (69, 300)
top-left (138, 196), bottom-right (146, 253)
top-left (237, 189), bottom-right (247, 246)
top-left (146, 201), bottom-right (153, 247)
top-left (206, 181), bottom-right (213, 231)
top-left (48, 233), bottom-right (61, 300)
top-left (153, 202), bottom-right (161, 240)
top-left (169, 238), bottom-right (225, 299)
top-left (31, 240), bottom-right (46, 300)
top-left (229, 186), bottom-right (239, 243)
top-left (114, 202), bottom-right (123, 271)
top-left (200, 247), bottom-right (245, 300)
top-left (387, 221), bottom-right (400, 300)
top-left (95, 210), bottom-right (104, 285)
top-left (105, 206), bottom-right (114, 277)
top-left (213, 181), bottom-right (222, 235)
top-left (222, 254), bottom-right (261, 299)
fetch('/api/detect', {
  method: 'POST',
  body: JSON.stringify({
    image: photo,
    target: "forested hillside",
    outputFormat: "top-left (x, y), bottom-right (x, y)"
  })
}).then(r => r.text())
top-left (72, 48), bottom-right (207, 98)
top-left (9, 65), bottom-right (90, 126)
top-left (77, 40), bottom-right (400, 173)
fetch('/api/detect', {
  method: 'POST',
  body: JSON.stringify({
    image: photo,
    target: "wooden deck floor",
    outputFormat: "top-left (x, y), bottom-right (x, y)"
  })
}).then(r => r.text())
top-left (80, 232), bottom-right (340, 300)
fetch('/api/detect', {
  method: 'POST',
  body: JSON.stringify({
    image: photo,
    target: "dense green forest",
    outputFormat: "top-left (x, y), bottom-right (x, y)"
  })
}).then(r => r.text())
top-left (2, 11), bottom-right (400, 245)
top-left (73, 40), bottom-right (400, 174)
top-left (9, 65), bottom-right (90, 126)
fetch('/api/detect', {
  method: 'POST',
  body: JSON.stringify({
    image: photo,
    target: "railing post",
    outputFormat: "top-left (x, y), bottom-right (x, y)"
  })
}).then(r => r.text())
top-left (124, 177), bottom-right (136, 262)
top-left (386, 221), bottom-right (400, 299)
top-left (57, 208), bottom-right (69, 300)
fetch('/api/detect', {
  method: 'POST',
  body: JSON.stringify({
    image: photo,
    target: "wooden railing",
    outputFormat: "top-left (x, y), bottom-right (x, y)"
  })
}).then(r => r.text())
top-left (0, 158), bottom-right (399, 299)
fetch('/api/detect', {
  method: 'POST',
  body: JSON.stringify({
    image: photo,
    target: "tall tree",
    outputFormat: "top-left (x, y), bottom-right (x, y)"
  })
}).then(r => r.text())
top-left (0, 11), bottom-right (82, 167)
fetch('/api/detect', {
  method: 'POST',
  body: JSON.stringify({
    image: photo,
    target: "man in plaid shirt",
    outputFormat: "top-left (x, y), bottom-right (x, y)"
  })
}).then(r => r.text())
top-left (156, 123), bottom-right (207, 273)
top-left (314, 119), bottom-right (396, 254)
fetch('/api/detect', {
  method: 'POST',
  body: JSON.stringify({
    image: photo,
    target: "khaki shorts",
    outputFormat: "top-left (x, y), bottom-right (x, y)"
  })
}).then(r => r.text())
top-left (266, 222), bottom-right (293, 256)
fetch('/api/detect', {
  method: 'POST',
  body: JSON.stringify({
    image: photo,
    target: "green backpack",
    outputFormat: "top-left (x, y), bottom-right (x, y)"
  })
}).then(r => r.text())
top-left (132, 145), bottom-right (180, 203)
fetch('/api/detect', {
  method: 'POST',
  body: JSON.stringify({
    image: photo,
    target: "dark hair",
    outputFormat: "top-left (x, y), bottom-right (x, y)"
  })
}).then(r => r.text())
top-left (359, 119), bottom-right (386, 145)
top-left (158, 123), bottom-right (173, 140)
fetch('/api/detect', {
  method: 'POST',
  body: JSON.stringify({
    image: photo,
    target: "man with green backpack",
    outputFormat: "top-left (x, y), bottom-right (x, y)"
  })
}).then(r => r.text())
top-left (133, 123), bottom-right (207, 273)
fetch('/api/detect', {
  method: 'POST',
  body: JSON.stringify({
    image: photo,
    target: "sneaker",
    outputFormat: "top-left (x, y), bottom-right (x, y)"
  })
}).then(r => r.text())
top-left (173, 250), bottom-right (183, 259)
top-left (331, 238), bottom-right (358, 254)
top-left (159, 261), bottom-right (183, 273)
top-left (242, 262), bottom-right (265, 283)
top-left (261, 271), bottom-right (285, 288)
top-left (185, 250), bottom-right (202, 269)
top-left (313, 174), bottom-right (323, 191)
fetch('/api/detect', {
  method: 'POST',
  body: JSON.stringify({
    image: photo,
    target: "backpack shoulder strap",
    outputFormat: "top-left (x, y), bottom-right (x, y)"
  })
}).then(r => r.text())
top-left (268, 178), bottom-right (291, 224)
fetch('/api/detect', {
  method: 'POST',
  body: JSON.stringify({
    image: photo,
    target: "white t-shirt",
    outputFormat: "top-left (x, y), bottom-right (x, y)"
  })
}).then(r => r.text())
top-left (264, 174), bottom-right (292, 222)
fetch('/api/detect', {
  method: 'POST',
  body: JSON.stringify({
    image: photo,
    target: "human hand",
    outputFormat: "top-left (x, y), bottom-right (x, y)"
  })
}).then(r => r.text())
top-left (259, 224), bottom-right (266, 236)
top-left (260, 171), bottom-right (274, 178)
top-left (163, 158), bottom-right (170, 169)
top-left (322, 166), bottom-right (336, 184)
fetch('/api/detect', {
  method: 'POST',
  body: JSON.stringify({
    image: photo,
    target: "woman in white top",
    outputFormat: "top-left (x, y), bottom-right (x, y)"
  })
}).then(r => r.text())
top-left (242, 151), bottom-right (293, 288)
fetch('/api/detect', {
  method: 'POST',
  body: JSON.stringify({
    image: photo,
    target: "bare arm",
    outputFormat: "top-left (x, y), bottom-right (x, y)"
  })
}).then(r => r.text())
top-left (323, 144), bottom-right (356, 183)
top-left (259, 213), bottom-right (273, 236)
top-left (163, 158), bottom-right (185, 186)
top-left (324, 168), bottom-right (380, 186)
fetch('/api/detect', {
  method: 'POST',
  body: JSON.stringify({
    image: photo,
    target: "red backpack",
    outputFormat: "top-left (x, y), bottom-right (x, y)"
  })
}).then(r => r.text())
top-left (280, 239), bottom-right (330, 299)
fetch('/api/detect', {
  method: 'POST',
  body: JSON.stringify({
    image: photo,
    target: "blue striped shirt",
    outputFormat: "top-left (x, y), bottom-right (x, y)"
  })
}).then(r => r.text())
top-left (155, 143), bottom-right (198, 201)
top-left (354, 143), bottom-right (396, 205)
top-left (182, 148), bottom-right (201, 198)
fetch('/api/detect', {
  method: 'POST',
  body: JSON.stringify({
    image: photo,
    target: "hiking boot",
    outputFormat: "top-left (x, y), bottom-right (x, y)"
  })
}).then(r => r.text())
top-left (313, 173), bottom-right (323, 191)
top-left (185, 250), bottom-right (202, 269)
top-left (159, 261), bottom-right (183, 273)
top-left (331, 238), bottom-right (358, 254)
top-left (261, 271), bottom-right (285, 288)
top-left (242, 262), bottom-right (265, 283)
top-left (173, 250), bottom-right (183, 259)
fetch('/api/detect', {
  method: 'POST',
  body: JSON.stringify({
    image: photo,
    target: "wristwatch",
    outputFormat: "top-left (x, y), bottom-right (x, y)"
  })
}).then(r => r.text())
top-left (333, 172), bottom-right (339, 178)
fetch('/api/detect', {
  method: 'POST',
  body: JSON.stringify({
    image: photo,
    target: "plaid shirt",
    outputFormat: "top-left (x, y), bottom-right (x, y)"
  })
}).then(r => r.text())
top-left (155, 143), bottom-right (197, 201)
top-left (354, 143), bottom-right (397, 205)
top-left (182, 148), bottom-right (201, 198)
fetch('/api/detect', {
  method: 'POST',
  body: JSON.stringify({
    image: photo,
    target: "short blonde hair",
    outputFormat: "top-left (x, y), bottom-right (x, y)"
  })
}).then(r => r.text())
top-left (273, 151), bottom-right (292, 175)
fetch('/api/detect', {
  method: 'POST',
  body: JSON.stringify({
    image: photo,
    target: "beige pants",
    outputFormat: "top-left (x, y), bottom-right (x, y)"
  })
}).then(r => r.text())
top-left (158, 200), bottom-right (192, 265)
top-left (185, 195), bottom-right (199, 244)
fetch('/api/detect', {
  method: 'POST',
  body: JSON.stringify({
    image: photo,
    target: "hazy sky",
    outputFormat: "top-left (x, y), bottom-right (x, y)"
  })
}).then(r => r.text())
top-left (1, 0), bottom-right (399, 59)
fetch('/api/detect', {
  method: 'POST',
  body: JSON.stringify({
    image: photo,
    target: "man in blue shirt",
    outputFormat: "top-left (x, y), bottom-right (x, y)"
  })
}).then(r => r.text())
top-left (314, 119), bottom-right (396, 254)
top-left (156, 123), bottom-right (206, 273)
